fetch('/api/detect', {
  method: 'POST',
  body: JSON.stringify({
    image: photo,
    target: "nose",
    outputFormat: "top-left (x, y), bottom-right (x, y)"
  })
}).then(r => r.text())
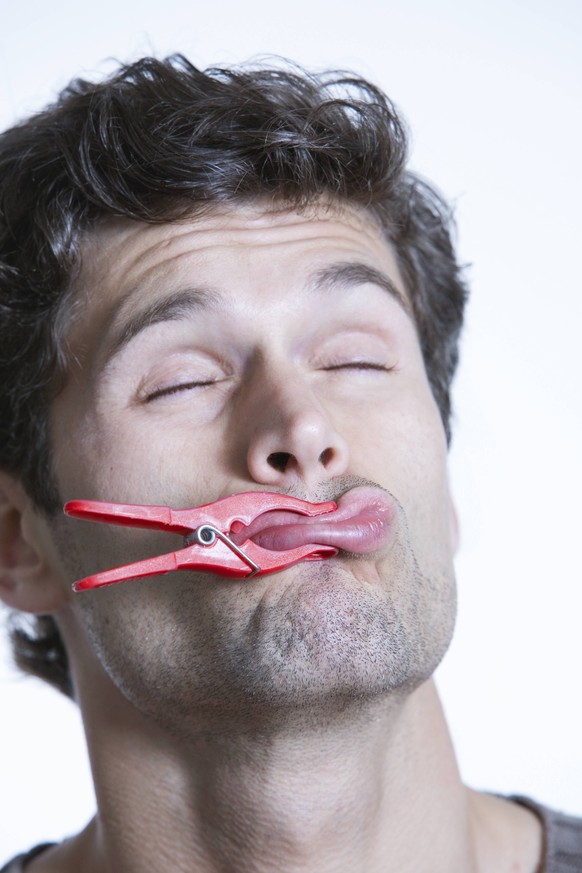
top-left (241, 366), bottom-right (350, 490)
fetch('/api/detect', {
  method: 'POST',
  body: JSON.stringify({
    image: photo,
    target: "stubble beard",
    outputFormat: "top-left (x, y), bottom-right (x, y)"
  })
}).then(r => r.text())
top-left (68, 498), bottom-right (457, 738)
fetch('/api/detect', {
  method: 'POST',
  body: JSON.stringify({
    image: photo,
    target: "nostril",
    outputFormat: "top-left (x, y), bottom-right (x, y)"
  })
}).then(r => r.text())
top-left (319, 448), bottom-right (333, 467)
top-left (267, 452), bottom-right (292, 472)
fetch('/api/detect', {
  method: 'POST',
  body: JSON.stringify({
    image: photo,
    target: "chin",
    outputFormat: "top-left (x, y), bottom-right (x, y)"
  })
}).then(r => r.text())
top-left (236, 559), bottom-right (454, 693)
top-left (75, 543), bottom-right (456, 736)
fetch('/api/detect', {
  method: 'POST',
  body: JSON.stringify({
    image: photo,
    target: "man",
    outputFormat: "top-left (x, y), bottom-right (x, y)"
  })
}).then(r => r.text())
top-left (0, 55), bottom-right (580, 873)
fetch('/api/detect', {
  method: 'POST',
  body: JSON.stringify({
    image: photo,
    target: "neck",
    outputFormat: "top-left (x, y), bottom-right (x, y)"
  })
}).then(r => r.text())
top-left (70, 676), bottom-right (477, 873)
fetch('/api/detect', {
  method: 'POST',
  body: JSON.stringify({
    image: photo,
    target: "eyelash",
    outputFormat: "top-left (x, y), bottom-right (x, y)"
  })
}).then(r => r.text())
top-left (323, 361), bottom-right (392, 372)
top-left (144, 379), bottom-right (217, 403)
top-left (143, 361), bottom-right (393, 403)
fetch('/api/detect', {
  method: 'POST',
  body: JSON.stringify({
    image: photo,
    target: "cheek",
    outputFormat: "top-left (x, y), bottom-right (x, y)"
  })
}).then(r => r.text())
top-left (344, 384), bottom-right (452, 560)
top-left (401, 429), bottom-right (453, 575)
top-left (53, 393), bottom-right (226, 509)
top-left (343, 380), bottom-right (448, 492)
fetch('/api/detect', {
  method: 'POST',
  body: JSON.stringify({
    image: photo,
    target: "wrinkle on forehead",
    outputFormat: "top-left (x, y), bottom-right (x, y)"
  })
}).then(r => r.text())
top-left (65, 199), bottom-right (404, 377)
top-left (79, 198), bottom-right (389, 267)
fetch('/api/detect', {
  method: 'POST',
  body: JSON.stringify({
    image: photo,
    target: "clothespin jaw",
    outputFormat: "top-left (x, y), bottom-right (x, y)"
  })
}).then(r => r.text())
top-left (64, 491), bottom-right (338, 592)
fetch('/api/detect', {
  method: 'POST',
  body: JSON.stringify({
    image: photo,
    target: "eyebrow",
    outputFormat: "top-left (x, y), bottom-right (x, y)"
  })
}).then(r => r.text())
top-left (311, 262), bottom-right (411, 316)
top-left (103, 260), bottom-right (409, 368)
top-left (104, 286), bottom-right (221, 366)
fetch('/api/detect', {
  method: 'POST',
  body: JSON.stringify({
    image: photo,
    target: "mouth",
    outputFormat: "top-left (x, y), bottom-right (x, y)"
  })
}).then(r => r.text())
top-left (230, 486), bottom-right (396, 555)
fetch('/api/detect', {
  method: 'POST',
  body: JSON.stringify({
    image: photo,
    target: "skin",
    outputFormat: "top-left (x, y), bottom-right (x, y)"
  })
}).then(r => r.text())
top-left (0, 201), bottom-right (542, 872)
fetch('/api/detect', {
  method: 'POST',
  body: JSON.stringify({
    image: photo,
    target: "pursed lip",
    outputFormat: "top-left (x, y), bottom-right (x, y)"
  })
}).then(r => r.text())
top-left (230, 486), bottom-right (396, 555)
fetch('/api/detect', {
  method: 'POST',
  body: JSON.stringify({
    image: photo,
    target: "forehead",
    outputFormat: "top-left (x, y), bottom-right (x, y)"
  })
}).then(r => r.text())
top-left (80, 200), bottom-right (401, 286)
top-left (70, 202), bottom-right (407, 354)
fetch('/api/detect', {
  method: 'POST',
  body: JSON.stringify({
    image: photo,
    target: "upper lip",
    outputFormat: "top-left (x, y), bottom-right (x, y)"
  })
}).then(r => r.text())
top-left (230, 484), bottom-right (393, 543)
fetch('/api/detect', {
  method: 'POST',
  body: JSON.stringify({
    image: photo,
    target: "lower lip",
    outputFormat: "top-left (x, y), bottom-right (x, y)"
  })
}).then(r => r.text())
top-left (239, 487), bottom-right (396, 555)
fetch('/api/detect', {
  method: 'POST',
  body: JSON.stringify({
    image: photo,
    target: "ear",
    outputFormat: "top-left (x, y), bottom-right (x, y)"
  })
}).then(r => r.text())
top-left (0, 472), bottom-right (71, 613)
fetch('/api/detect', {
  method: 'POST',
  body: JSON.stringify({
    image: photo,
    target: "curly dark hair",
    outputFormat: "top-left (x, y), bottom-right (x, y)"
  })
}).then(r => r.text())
top-left (0, 55), bottom-right (467, 698)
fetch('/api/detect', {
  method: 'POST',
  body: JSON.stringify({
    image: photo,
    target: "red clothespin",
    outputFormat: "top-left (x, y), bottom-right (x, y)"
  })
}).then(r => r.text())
top-left (64, 491), bottom-right (338, 592)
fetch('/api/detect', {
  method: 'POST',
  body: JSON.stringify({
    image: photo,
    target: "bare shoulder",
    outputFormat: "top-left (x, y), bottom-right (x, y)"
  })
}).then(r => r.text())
top-left (25, 842), bottom-right (74, 873)
top-left (26, 821), bottom-right (98, 873)
top-left (468, 790), bottom-right (544, 873)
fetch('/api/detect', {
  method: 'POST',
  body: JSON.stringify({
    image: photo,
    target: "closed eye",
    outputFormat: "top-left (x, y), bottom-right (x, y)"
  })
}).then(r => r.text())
top-left (323, 362), bottom-right (394, 372)
top-left (144, 379), bottom-right (218, 402)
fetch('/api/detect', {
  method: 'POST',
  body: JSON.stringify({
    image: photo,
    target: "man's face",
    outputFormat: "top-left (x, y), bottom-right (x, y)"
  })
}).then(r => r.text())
top-left (50, 201), bottom-right (457, 728)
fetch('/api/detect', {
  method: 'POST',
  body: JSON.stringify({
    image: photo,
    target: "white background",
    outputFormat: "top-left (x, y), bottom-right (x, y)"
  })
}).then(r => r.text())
top-left (1, 0), bottom-right (580, 861)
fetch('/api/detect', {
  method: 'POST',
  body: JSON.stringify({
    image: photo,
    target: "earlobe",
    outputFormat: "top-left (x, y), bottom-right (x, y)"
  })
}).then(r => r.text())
top-left (0, 472), bottom-right (70, 613)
